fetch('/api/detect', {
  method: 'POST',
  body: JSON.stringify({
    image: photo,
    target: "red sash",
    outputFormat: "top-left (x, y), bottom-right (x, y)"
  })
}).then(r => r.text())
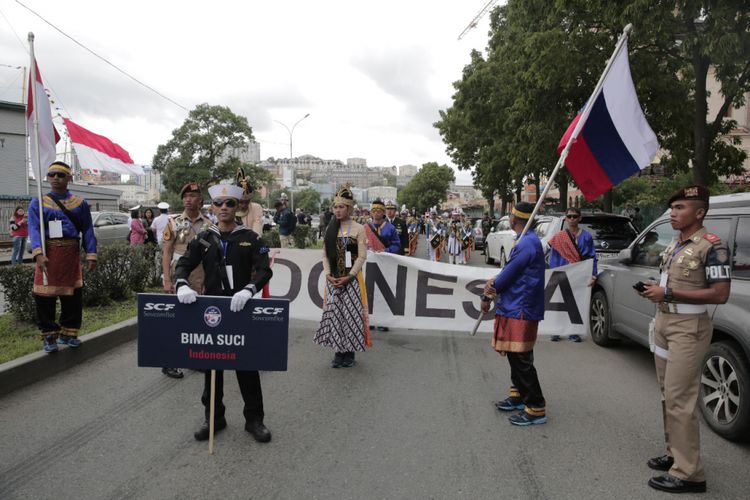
top-left (364, 224), bottom-right (386, 252)
top-left (548, 230), bottom-right (581, 264)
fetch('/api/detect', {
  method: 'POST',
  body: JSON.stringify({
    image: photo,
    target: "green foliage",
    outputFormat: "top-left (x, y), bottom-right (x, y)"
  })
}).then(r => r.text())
top-left (152, 103), bottom-right (255, 196)
top-left (293, 188), bottom-right (321, 214)
top-left (397, 162), bottom-right (455, 213)
top-left (0, 265), bottom-right (36, 321)
top-left (436, 0), bottom-right (750, 201)
top-left (263, 228), bottom-right (281, 248)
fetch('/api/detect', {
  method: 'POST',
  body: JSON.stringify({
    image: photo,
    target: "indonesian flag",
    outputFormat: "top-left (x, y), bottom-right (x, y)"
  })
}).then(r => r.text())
top-left (63, 118), bottom-right (145, 176)
top-left (27, 61), bottom-right (60, 176)
top-left (557, 40), bottom-right (659, 201)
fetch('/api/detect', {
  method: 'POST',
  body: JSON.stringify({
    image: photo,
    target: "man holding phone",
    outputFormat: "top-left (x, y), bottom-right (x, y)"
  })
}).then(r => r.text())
top-left (637, 185), bottom-right (731, 494)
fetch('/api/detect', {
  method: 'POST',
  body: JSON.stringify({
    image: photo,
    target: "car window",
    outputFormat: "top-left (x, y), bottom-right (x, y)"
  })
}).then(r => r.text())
top-left (112, 213), bottom-right (129, 225)
top-left (580, 217), bottom-right (638, 251)
top-left (632, 222), bottom-right (674, 267)
top-left (733, 217), bottom-right (750, 279)
top-left (95, 214), bottom-right (112, 226)
top-left (703, 218), bottom-right (732, 244)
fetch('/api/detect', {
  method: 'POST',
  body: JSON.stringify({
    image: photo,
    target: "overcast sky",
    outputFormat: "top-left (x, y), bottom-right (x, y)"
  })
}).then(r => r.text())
top-left (0, 0), bottom-right (498, 185)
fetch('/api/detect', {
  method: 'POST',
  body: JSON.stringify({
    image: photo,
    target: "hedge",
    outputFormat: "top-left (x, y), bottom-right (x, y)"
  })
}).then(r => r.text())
top-left (0, 243), bottom-right (163, 321)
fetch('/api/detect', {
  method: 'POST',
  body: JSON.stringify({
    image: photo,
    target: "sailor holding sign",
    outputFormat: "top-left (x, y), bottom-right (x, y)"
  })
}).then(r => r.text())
top-left (174, 183), bottom-right (273, 443)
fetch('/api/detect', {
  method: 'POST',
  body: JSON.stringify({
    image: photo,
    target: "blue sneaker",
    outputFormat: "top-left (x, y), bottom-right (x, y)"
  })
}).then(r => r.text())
top-left (57, 334), bottom-right (82, 348)
top-left (495, 397), bottom-right (524, 412)
top-left (509, 410), bottom-right (547, 426)
top-left (43, 335), bottom-right (59, 353)
top-left (550, 335), bottom-right (561, 342)
top-left (569, 334), bottom-right (583, 343)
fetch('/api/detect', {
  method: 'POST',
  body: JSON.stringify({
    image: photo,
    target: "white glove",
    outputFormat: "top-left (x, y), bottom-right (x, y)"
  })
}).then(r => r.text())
top-left (230, 287), bottom-right (255, 312)
top-left (177, 285), bottom-right (198, 304)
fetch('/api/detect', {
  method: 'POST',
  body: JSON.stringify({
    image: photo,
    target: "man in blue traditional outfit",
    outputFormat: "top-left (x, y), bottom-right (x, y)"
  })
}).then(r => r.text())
top-left (547, 206), bottom-right (598, 342)
top-left (481, 202), bottom-right (547, 426)
top-left (28, 161), bottom-right (97, 353)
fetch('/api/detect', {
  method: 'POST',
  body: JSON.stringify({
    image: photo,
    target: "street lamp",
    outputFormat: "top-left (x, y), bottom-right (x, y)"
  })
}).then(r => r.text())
top-left (274, 113), bottom-right (310, 159)
top-left (274, 113), bottom-right (310, 211)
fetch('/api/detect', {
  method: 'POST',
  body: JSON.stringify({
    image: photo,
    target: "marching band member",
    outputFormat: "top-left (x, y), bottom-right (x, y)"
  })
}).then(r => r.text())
top-left (425, 210), bottom-right (444, 262)
top-left (446, 208), bottom-right (464, 265)
top-left (406, 211), bottom-right (420, 257)
top-left (385, 200), bottom-right (409, 256)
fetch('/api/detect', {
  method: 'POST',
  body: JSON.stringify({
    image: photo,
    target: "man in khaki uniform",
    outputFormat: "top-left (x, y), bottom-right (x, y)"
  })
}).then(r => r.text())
top-left (160, 182), bottom-right (212, 379)
top-left (639, 185), bottom-right (731, 494)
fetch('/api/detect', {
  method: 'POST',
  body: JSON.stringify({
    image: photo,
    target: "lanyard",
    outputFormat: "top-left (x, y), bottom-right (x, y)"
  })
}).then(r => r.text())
top-left (338, 221), bottom-right (352, 247)
top-left (219, 239), bottom-right (229, 261)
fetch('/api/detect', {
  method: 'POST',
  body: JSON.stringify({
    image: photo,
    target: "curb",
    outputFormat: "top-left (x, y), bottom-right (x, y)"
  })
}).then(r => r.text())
top-left (0, 316), bottom-right (138, 397)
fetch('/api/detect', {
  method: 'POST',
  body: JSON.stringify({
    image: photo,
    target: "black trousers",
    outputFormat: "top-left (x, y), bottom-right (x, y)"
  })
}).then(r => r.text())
top-left (34, 288), bottom-right (83, 336)
top-left (201, 370), bottom-right (264, 422)
top-left (507, 351), bottom-right (545, 409)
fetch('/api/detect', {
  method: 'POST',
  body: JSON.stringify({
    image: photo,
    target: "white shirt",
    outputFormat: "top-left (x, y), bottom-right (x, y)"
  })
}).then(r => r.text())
top-left (151, 213), bottom-right (171, 244)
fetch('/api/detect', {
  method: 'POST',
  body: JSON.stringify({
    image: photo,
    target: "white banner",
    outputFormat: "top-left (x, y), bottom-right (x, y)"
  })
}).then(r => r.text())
top-left (267, 250), bottom-right (593, 336)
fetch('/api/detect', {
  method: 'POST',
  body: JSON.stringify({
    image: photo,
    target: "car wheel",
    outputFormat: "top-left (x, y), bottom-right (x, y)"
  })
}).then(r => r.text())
top-left (499, 248), bottom-right (507, 267)
top-left (699, 341), bottom-right (750, 441)
top-left (485, 247), bottom-right (494, 265)
top-left (589, 290), bottom-right (615, 347)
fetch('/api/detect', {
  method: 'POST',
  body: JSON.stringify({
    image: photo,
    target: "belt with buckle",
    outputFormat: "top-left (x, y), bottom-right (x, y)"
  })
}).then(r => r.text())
top-left (658, 302), bottom-right (707, 314)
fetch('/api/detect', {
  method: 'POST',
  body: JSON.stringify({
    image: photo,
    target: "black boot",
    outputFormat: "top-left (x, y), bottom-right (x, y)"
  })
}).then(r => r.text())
top-left (162, 367), bottom-right (184, 379)
top-left (341, 351), bottom-right (356, 368)
top-left (193, 417), bottom-right (227, 441)
top-left (245, 420), bottom-right (272, 443)
top-left (331, 352), bottom-right (344, 368)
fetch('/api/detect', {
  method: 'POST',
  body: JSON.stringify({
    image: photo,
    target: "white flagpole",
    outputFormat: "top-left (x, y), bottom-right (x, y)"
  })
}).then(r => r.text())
top-left (516, 23), bottom-right (633, 241)
top-left (28, 32), bottom-right (47, 284)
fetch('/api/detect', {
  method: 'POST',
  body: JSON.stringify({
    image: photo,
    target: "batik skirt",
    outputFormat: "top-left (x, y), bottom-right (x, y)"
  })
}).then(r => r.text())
top-left (314, 275), bottom-right (371, 352)
top-left (491, 315), bottom-right (539, 354)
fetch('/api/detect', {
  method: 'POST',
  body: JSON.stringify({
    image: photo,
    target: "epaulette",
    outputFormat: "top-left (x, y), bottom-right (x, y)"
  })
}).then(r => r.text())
top-left (703, 233), bottom-right (721, 244)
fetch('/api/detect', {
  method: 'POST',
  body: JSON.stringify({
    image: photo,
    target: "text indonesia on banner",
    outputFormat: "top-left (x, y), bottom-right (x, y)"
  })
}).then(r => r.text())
top-left (27, 61), bottom-right (59, 174)
top-left (63, 118), bottom-right (145, 176)
top-left (557, 40), bottom-right (659, 201)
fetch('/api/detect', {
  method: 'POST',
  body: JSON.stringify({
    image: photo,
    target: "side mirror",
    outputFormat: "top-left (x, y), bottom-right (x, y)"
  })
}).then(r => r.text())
top-left (618, 248), bottom-right (632, 263)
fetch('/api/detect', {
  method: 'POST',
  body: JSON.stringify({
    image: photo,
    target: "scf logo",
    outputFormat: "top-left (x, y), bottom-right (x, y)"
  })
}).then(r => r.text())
top-left (144, 303), bottom-right (176, 312)
top-left (252, 307), bottom-right (285, 316)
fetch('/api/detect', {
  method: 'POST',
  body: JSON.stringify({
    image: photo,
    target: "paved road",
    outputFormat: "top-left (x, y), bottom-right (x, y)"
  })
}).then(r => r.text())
top-left (1, 319), bottom-right (748, 499)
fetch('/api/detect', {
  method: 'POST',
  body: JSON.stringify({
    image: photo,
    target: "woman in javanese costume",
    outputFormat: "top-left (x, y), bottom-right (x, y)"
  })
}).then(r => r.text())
top-left (314, 187), bottom-right (370, 368)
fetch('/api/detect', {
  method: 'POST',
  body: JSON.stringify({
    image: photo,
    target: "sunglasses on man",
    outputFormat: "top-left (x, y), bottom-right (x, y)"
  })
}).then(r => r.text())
top-left (47, 172), bottom-right (67, 179)
top-left (565, 214), bottom-right (580, 219)
top-left (212, 199), bottom-right (238, 208)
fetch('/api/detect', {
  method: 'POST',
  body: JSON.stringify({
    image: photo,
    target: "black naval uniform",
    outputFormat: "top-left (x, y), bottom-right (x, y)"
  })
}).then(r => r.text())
top-left (388, 216), bottom-right (409, 256)
top-left (174, 224), bottom-right (272, 431)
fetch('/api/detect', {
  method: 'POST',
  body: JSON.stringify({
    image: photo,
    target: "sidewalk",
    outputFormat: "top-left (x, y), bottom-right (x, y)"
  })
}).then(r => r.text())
top-left (0, 317), bottom-right (137, 397)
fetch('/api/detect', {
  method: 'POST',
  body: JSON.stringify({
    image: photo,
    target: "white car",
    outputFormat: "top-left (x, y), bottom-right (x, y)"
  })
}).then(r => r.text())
top-left (484, 216), bottom-right (516, 266)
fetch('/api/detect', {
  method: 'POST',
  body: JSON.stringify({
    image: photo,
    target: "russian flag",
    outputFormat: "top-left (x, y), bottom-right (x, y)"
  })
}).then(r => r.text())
top-left (558, 41), bottom-right (659, 201)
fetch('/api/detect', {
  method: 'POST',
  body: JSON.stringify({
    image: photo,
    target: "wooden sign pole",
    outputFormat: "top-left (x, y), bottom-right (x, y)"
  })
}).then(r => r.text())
top-left (208, 369), bottom-right (216, 454)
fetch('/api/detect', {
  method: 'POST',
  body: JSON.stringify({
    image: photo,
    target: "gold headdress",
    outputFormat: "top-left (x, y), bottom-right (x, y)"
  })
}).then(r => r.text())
top-left (235, 167), bottom-right (253, 201)
top-left (334, 186), bottom-right (354, 207)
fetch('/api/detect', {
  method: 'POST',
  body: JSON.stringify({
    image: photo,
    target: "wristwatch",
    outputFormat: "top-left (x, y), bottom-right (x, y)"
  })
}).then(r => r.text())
top-left (664, 287), bottom-right (674, 302)
top-left (481, 295), bottom-right (492, 303)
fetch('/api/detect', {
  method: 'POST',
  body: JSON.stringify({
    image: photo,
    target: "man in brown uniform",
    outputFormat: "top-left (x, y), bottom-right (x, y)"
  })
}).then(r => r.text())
top-left (639, 185), bottom-right (731, 494)
top-left (160, 182), bottom-right (212, 378)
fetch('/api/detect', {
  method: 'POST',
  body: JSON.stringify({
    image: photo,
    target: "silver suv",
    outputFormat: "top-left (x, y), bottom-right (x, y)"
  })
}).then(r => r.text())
top-left (591, 192), bottom-right (750, 440)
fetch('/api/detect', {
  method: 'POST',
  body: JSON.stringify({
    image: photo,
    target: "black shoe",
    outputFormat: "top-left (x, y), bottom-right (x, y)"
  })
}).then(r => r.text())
top-left (647, 454), bottom-right (674, 471)
top-left (193, 418), bottom-right (227, 441)
top-left (331, 352), bottom-right (344, 369)
top-left (341, 351), bottom-right (356, 368)
top-left (648, 474), bottom-right (706, 493)
top-left (376, 326), bottom-right (389, 332)
top-left (162, 368), bottom-right (184, 379)
top-left (245, 420), bottom-right (272, 443)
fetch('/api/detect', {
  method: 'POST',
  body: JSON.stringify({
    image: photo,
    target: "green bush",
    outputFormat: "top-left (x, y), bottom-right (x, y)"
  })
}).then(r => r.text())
top-left (264, 228), bottom-right (281, 248)
top-left (0, 265), bottom-right (36, 322)
top-left (292, 224), bottom-right (315, 249)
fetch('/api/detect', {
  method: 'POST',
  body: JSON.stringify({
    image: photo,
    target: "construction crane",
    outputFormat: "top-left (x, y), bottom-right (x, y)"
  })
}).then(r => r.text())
top-left (457, 0), bottom-right (500, 40)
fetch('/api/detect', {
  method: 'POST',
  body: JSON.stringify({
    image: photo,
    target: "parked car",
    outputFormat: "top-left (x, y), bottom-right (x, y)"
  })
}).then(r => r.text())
top-left (26, 211), bottom-right (130, 253)
top-left (484, 216), bottom-right (515, 266)
top-left (472, 219), bottom-right (486, 250)
top-left (590, 192), bottom-right (750, 440)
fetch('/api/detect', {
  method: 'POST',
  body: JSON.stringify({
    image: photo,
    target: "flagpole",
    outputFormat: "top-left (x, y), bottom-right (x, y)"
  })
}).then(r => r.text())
top-left (28, 32), bottom-right (47, 282)
top-left (516, 23), bottom-right (633, 241)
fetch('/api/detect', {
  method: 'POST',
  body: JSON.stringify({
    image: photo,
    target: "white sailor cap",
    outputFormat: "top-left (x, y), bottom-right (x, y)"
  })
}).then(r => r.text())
top-left (157, 202), bottom-right (170, 210)
top-left (130, 204), bottom-right (142, 211)
top-left (208, 184), bottom-right (244, 200)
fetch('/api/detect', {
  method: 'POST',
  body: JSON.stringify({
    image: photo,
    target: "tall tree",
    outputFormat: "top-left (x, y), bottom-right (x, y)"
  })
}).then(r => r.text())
top-left (397, 162), bottom-right (455, 213)
top-left (293, 188), bottom-right (322, 214)
top-left (152, 103), bottom-right (255, 195)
